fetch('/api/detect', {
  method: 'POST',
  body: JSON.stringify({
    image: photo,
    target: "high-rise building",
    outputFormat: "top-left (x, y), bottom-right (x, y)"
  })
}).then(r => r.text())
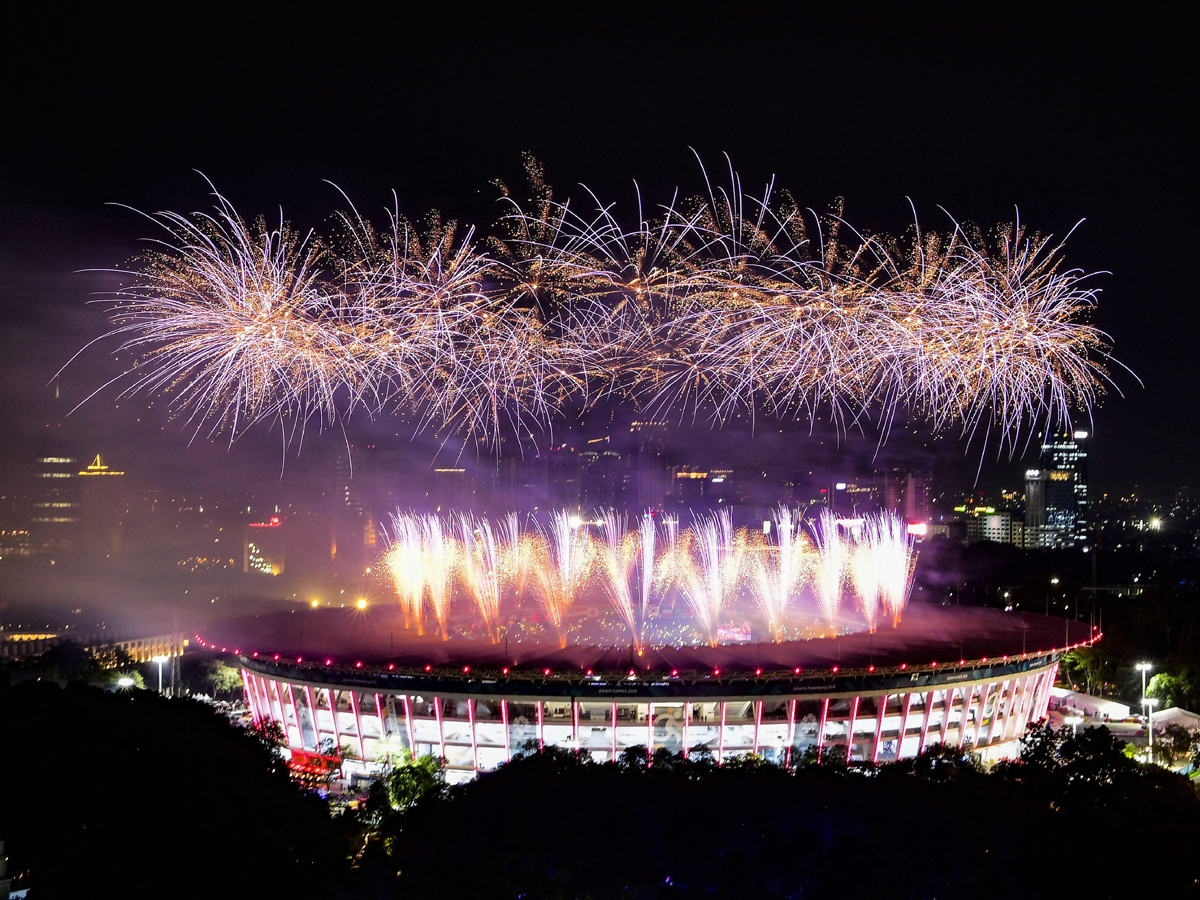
top-left (30, 437), bottom-right (81, 553)
top-left (629, 421), bottom-right (667, 511)
top-left (77, 453), bottom-right (128, 556)
top-left (873, 468), bottom-right (932, 524)
top-left (1024, 430), bottom-right (1089, 548)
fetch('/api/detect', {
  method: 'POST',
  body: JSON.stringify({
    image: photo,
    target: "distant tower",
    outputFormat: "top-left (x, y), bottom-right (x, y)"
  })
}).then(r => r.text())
top-left (77, 453), bottom-right (128, 556)
top-left (873, 468), bottom-right (932, 523)
top-left (629, 421), bottom-right (667, 511)
top-left (1026, 430), bottom-right (1089, 548)
top-left (30, 436), bottom-right (81, 554)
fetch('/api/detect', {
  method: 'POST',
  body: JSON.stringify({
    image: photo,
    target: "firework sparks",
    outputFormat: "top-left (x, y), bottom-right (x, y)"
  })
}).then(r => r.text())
top-left (79, 162), bottom-right (1121, 452)
top-left (874, 512), bottom-right (918, 627)
top-left (750, 506), bottom-right (811, 641)
top-left (679, 508), bottom-right (742, 646)
top-left (420, 515), bottom-right (457, 641)
top-left (529, 511), bottom-right (592, 648)
top-left (809, 509), bottom-right (847, 629)
top-left (597, 510), bottom-right (641, 651)
top-left (383, 512), bottom-right (426, 635)
top-left (638, 512), bottom-right (658, 631)
top-left (456, 513), bottom-right (504, 643)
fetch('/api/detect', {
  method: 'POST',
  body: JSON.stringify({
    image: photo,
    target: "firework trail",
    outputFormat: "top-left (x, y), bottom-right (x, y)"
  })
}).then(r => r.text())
top-left (499, 511), bottom-right (530, 601)
top-left (530, 511), bottom-right (592, 647)
top-left (849, 522), bottom-right (885, 633)
top-left (750, 506), bottom-right (811, 641)
top-left (384, 511), bottom-right (426, 635)
top-left (418, 515), bottom-right (456, 641)
top-left (638, 512), bottom-right (657, 628)
top-left (456, 513), bottom-right (503, 643)
top-left (808, 508), bottom-right (847, 630)
top-left (874, 512), bottom-right (917, 626)
top-left (680, 508), bottom-right (742, 645)
top-left (78, 160), bottom-right (1123, 453)
top-left (597, 510), bottom-right (641, 651)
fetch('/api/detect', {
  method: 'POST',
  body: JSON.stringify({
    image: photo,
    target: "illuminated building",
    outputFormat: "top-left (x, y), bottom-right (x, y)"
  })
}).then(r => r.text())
top-left (237, 609), bottom-right (1092, 784)
top-left (1025, 430), bottom-right (1089, 548)
top-left (77, 454), bottom-right (127, 556)
top-left (873, 468), bottom-right (932, 526)
top-left (29, 437), bottom-right (81, 553)
top-left (950, 504), bottom-right (1027, 547)
top-left (244, 517), bottom-right (285, 575)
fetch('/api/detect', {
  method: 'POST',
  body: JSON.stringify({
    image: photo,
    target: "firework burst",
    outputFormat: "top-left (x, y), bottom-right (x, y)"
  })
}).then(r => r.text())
top-left (79, 161), bottom-right (1123, 452)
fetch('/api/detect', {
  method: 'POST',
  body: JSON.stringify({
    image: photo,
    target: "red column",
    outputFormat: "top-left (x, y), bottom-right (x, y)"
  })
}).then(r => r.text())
top-left (682, 702), bottom-right (691, 759)
top-left (467, 699), bottom-right (479, 774)
top-left (919, 691), bottom-right (935, 753)
top-left (434, 696), bottom-right (446, 760)
top-left (939, 688), bottom-right (956, 746)
top-left (349, 690), bottom-right (366, 760)
top-left (986, 679), bottom-right (1009, 746)
top-left (871, 694), bottom-right (888, 763)
top-left (240, 670), bottom-right (260, 724)
top-left (286, 683), bottom-right (306, 750)
top-left (1005, 676), bottom-right (1033, 741)
top-left (718, 702), bottom-right (727, 765)
top-left (845, 696), bottom-right (860, 763)
top-left (501, 699), bottom-right (511, 761)
top-left (958, 686), bottom-right (976, 749)
top-left (609, 702), bottom-right (617, 759)
top-left (817, 697), bottom-right (830, 754)
top-left (303, 686), bottom-right (320, 753)
top-left (973, 684), bottom-right (992, 747)
top-left (326, 689), bottom-right (341, 749)
top-left (753, 701), bottom-right (763, 758)
top-left (374, 693), bottom-right (386, 742)
top-left (897, 693), bottom-right (915, 759)
top-left (402, 694), bottom-right (416, 755)
top-left (785, 699), bottom-right (797, 767)
top-left (647, 703), bottom-right (655, 763)
top-left (269, 680), bottom-right (288, 741)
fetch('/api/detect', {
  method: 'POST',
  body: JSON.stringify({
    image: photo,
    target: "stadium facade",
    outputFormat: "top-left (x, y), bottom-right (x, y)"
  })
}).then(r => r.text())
top-left (239, 639), bottom-right (1075, 783)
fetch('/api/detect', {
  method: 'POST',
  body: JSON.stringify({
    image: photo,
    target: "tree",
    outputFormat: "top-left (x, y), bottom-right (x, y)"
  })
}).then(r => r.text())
top-left (199, 658), bottom-right (244, 697)
top-left (378, 749), bottom-right (444, 812)
top-left (1147, 669), bottom-right (1196, 709)
top-left (0, 681), bottom-right (351, 897)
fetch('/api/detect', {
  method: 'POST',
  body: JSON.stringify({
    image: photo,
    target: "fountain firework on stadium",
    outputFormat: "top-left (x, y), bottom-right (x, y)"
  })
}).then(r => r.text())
top-left (379, 507), bottom-right (916, 648)
top-left (70, 158), bottom-right (1120, 453)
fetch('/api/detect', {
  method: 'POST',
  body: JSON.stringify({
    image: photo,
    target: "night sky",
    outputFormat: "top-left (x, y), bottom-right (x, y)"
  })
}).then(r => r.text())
top-left (2, 7), bottom-right (1194, 497)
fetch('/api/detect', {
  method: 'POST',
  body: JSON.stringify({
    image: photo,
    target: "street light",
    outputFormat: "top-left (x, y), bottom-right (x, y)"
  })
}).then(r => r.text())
top-left (1136, 662), bottom-right (1153, 758)
top-left (117, 677), bottom-right (135, 689)
top-left (152, 655), bottom-right (171, 693)
top-left (1143, 697), bottom-right (1160, 764)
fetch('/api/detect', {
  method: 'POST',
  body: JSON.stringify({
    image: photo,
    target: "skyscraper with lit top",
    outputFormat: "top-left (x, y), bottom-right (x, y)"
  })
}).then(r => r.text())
top-left (1025, 430), bottom-right (1089, 548)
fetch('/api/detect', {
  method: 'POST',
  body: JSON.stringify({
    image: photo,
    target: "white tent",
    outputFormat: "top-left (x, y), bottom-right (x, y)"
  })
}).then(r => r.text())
top-left (1049, 687), bottom-right (1130, 720)
top-left (1150, 707), bottom-right (1200, 733)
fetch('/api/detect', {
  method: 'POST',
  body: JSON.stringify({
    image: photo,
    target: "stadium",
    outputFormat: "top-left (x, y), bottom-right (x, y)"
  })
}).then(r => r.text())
top-left (224, 605), bottom-right (1098, 783)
